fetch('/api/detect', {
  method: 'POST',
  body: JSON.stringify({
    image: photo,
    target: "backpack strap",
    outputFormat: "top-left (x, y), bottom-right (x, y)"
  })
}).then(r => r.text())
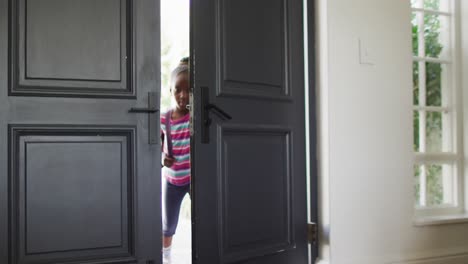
top-left (165, 109), bottom-right (174, 157)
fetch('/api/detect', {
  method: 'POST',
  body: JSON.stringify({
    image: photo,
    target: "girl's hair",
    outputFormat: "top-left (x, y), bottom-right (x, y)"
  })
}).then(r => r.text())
top-left (170, 57), bottom-right (189, 90)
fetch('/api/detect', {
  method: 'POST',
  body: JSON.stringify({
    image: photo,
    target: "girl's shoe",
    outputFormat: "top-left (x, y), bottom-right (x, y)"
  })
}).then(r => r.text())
top-left (162, 246), bottom-right (172, 264)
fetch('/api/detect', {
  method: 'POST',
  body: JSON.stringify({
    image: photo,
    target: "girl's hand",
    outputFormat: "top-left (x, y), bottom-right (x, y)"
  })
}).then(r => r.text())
top-left (163, 155), bottom-right (175, 167)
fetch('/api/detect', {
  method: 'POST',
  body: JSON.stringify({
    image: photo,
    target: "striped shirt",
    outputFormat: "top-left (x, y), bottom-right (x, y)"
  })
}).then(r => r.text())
top-left (161, 111), bottom-right (191, 186)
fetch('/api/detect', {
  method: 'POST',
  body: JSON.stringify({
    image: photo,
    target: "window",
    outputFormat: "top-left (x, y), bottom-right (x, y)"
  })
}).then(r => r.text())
top-left (411, 0), bottom-right (462, 217)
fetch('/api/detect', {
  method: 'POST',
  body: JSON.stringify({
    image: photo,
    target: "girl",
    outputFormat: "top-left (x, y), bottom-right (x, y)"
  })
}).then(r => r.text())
top-left (160, 58), bottom-right (190, 264)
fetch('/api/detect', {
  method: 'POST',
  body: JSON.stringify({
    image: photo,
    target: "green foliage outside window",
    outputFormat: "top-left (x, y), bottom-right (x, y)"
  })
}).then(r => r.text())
top-left (412, 0), bottom-right (446, 206)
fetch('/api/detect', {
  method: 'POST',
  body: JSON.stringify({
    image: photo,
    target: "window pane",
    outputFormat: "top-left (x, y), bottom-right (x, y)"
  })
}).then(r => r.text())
top-left (426, 62), bottom-right (449, 107)
top-left (412, 13), bottom-right (419, 57)
top-left (414, 163), bottom-right (455, 207)
top-left (424, 0), bottom-right (450, 12)
top-left (425, 61), bottom-right (441, 106)
top-left (426, 111), bottom-right (452, 152)
top-left (424, 14), bottom-right (451, 60)
top-left (414, 165), bottom-right (422, 206)
top-left (412, 0), bottom-right (422, 8)
top-left (414, 111), bottom-right (420, 152)
top-left (426, 164), bottom-right (454, 206)
top-left (426, 164), bottom-right (443, 205)
top-left (426, 111), bottom-right (441, 152)
top-left (424, 0), bottom-right (440, 10)
top-left (413, 62), bottom-right (419, 105)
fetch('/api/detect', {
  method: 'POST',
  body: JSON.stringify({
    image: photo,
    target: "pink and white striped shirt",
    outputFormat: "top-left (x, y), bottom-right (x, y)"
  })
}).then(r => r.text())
top-left (161, 111), bottom-right (191, 186)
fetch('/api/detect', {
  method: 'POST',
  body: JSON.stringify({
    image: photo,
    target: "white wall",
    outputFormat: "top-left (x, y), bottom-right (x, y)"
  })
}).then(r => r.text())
top-left (316, 0), bottom-right (468, 263)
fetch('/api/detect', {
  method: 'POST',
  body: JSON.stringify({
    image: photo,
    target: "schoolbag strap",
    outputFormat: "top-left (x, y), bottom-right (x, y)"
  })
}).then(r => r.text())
top-left (165, 109), bottom-right (174, 157)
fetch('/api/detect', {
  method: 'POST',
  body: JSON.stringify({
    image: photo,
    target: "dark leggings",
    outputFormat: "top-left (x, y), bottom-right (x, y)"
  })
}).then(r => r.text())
top-left (162, 179), bottom-right (190, 237)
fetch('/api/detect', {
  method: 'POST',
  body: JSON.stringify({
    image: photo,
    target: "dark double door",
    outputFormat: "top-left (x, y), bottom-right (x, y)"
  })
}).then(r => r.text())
top-left (0, 0), bottom-right (313, 263)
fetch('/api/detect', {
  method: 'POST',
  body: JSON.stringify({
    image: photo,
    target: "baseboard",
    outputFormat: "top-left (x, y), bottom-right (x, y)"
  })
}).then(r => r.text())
top-left (396, 253), bottom-right (468, 264)
top-left (314, 252), bottom-right (468, 264)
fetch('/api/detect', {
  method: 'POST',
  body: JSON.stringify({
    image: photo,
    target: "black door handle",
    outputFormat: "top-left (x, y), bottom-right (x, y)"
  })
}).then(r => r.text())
top-left (201, 87), bottom-right (232, 144)
top-left (128, 92), bottom-right (159, 145)
top-left (128, 107), bottom-right (158, 113)
top-left (205, 103), bottom-right (232, 120)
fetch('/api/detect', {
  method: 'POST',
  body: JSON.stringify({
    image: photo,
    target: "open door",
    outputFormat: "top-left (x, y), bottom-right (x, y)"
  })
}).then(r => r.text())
top-left (0, 1), bottom-right (162, 263)
top-left (191, 0), bottom-right (309, 263)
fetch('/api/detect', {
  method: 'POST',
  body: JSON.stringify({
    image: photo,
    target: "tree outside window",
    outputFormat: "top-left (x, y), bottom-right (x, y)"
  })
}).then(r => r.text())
top-left (412, 0), bottom-right (456, 209)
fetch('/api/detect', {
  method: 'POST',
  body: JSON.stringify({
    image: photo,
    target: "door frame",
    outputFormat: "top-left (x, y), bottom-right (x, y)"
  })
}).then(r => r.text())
top-left (307, 0), bottom-right (319, 262)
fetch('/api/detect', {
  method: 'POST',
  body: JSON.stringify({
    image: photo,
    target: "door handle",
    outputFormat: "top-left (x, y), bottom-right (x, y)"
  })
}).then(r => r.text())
top-left (201, 87), bottom-right (232, 144)
top-left (128, 107), bottom-right (158, 113)
top-left (128, 92), bottom-right (159, 145)
top-left (205, 103), bottom-right (232, 120)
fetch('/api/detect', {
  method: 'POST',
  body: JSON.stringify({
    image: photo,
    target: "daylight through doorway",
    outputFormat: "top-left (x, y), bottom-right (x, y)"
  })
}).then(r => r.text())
top-left (161, 0), bottom-right (191, 263)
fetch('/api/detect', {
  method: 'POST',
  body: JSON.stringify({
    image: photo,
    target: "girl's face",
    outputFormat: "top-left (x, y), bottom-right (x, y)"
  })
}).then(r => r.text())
top-left (172, 72), bottom-right (189, 111)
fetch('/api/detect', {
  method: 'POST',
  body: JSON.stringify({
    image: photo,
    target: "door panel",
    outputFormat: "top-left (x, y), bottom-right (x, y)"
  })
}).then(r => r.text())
top-left (10, 0), bottom-right (133, 97)
top-left (217, 0), bottom-right (289, 100)
top-left (10, 127), bottom-right (135, 263)
top-left (1, 1), bottom-right (161, 264)
top-left (220, 0), bottom-right (286, 95)
top-left (219, 125), bottom-right (294, 263)
top-left (192, 0), bottom-right (307, 263)
top-left (25, 0), bottom-right (122, 81)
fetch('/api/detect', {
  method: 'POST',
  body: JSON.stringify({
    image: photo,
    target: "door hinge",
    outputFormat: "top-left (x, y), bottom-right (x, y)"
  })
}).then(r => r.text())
top-left (307, 222), bottom-right (318, 245)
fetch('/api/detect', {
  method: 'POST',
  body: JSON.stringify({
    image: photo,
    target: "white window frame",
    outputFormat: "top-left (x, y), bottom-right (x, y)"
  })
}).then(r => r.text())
top-left (412, 0), bottom-right (464, 219)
